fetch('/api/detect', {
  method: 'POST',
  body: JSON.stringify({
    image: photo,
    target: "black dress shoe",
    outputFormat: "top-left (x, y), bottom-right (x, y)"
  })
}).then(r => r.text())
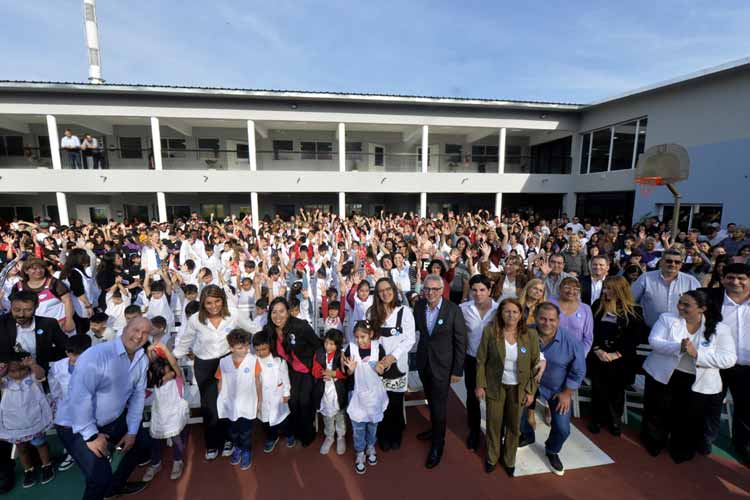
top-left (466, 431), bottom-right (480, 451)
top-left (484, 460), bottom-right (496, 474)
top-left (417, 430), bottom-right (433, 441)
top-left (104, 481), bottom-right (148, 499)
top-left (379, 440), bottom-right (391, 452)
top-left (390, 439), bottom-right (401, 451)
top-left (503, 465), bottom-right (515, 478)
top-left (587, 422), bottom-right (601, 434)
top-left (425, 447), bottom-right (443, 469)
top-left (518, 436), bottom-right (534, 448)
top-left (608, 424), bottom-right (622, 437)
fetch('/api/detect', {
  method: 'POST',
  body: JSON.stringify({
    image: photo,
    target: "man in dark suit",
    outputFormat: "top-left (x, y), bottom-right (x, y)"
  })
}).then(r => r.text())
top-left (414, 274), bottom-right (467, 468)
top-left (579, 255), bottom-right (609, 306)
top-left (0, 290), bottom-right (68, 492)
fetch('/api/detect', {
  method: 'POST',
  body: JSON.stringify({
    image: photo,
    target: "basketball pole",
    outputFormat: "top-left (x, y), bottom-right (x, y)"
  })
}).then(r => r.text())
top-left (666, 183), bottom-right (681, 244)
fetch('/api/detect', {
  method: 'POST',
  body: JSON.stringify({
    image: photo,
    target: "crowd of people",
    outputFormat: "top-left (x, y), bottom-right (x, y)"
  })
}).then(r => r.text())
top-left (0, 207), bottom-right (747, 499)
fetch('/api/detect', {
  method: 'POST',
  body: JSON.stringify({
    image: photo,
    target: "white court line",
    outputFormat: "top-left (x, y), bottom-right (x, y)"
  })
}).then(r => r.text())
top-left (450, 380), bottom-right (614, 476)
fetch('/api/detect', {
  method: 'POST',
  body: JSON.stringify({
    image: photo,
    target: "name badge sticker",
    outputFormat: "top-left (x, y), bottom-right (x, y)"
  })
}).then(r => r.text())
top-left (520, 346), bottom-right (527, 354)
top-left (437, 319), bottom-right (444, 326)
top-left (701, 340), bottom-right (710, 347)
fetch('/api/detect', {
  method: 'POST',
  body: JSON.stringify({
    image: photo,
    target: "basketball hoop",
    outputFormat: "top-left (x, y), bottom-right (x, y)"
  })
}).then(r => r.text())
top-left (635, 176), bottom-right (664, 198)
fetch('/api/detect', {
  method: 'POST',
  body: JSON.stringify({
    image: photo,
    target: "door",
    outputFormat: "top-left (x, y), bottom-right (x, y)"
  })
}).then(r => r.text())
top-left (368, 144), bottom-right (385, 171)
top-left (417, 144), bottom-right (440, 172)
top-left (78, 205), bottom-right (111, 224)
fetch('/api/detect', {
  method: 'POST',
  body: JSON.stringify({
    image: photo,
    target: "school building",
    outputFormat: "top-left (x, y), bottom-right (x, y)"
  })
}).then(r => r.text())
top-left (0, 57), bottom-right (748, 230)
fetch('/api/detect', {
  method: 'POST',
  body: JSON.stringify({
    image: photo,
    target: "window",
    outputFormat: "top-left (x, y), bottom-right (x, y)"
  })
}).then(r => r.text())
top-left (471, 145), bottom-right (498, 163)
top-left (661, 204), bottom-right (722, 233)
top-left (346, 142), bottom-right (362, 161)
top-left (124, 205), bottom-right (149, 221)
top-left (198, 138), bottom-right (220, 159)
top-left (167, 205), bottom-right (191, 221)
top-left (200, 204), bottom-right (226, 220)
top-left (611, 121), bottom-right (637, 171)
top-left (589, 128), bottom-right (611, 173)
top-left (236, 144), bottom-right (249, 160)
top-left (273, 140), bottom-right (294, 160)
top-left (505, 144), bottom-right (522, 165)
top-left (119, 137), bottom-right (143, 159)
top-left (580, 117), bottom-right (648, 174)
top-left (445, 144), bottom-right (462, 163)
top-left (38, 136), bottom-right (51, 158)
top-left (0, 136), bottom-right (24, 157)
top-left (373, 145), bottom-right (385, 167)
top-left (300, 141), bottom-right (333, 160)
top-left (161, 138), bottom-right (186, 158)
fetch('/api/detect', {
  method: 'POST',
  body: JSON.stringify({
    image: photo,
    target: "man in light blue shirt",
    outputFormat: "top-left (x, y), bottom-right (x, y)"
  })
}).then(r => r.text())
top-left (64, 317), bottom-right (151, 500)
top-left (631, 249), bottom-right (700, 327)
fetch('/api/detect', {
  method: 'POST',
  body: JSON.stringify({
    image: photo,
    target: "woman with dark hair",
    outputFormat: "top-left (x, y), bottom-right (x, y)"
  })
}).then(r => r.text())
top-left (172, 285), bottom-right (258, 460)
top-left (368, 277), bottom-right (416, 450)
top-left (60, 248), bottom-right (100, 334)
top-left (475, 298), bottom-right (540, 477)
top-left (478, 243), bottom-right (529, 301)
top-left (622, 264), bottom-right (643, 284)
top-left (264, 296), bottom-right (322, 448)
top-left (95, 252), bottom-right (124, 310)
top-left (14, 257), bottom-right (75, 333)
top-left (641, 290), bottom-right (736, 462)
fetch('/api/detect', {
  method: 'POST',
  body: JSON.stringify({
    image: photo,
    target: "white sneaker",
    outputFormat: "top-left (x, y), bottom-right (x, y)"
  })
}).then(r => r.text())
top-left (58, 454), bottom-right (75, 472)
top-left (336, 437), bottom-right (346, 455)
top-left (222, 441), bottom-right (234, 457)
top-left (366, 445), bottom-right (377, 466)
top-left (354, 452), bottom-right (366, 475)
top-left (170, 460), bottom-right (184, 480)
top-left (205, 449), bottom-right (219, 461)
top-left (320, 437), bottom-right (334, 455)
top-left (142, 462), bottom-right (161, 482)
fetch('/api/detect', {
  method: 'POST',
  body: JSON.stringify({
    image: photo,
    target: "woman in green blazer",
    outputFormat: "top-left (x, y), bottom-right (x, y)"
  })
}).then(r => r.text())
top-left (476, 297), bottom-right (540, 477)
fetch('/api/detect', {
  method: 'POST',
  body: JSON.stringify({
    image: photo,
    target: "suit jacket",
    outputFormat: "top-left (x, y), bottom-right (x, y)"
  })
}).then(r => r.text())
top-left (414, 298), bottom-right (467, 382)
top-left (475, 327), bottom-right (540, 402)
top-left (579, 275), bottom-right (594, 306)
top-left (0, 314), bottom-right (67, 373)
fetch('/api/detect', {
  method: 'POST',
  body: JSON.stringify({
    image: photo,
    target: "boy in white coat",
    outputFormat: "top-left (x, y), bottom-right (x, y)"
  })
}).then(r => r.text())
top-left (216, 329), bottom-right (260, 470)
top-left (252, 332), bottom-right (291, 454)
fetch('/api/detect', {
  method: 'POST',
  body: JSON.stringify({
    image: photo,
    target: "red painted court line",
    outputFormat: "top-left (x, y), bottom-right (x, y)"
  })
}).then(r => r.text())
top-left (134, 392), bottom-right (750, 500)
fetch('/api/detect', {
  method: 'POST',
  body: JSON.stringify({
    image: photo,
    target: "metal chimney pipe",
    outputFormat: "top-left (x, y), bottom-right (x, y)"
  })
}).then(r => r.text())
top-left (83, 0), bottom-right (104, 84)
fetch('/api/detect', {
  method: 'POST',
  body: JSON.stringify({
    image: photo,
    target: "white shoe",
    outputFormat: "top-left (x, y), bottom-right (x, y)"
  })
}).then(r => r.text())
top-left (354, 452), bottom-right (366, 475)
top-left (366, 445), bottom-right (377, 466)
top-left (221, 441), bottom-right (234, 457)
top-left (205, 449), bottom-right (219, 461)
top-left (170, 460), bottom-right (184, 480)
top-left (320, 437), bottom-right (334, 455)
top-left (336, 437), bottom-right (346, 455)
top-left (58, 454), bottom-right (75, 472)
top-left (142, 462), bottom-right (161, 482)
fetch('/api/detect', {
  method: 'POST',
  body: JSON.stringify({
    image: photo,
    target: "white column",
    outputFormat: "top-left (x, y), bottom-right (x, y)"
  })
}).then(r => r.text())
top-left (563, 193), bottom-right (577, 218)
top-left (338, 123), bottom-right (346, 173)
top-left (251, 192), bottom-right (259, 230)
top-left (420, 192), bottom-right (427, 218)
top-left (55, 192), bottom-right (70, 226)
top-left (247, 120), bottom-right (257, 171)
top-left (150, 117), bottom-right (163, 170)
top-left (338, 192), bottom-right (345, 218)
top-left (495, 193), bottom-right (503, 218)
top-left (421, 125), bottom-right (429, 173)
top-left (46, 115), bottom-right (62, 170)
top-left (498, 127), bottom-right (507, 173)
top-left (156, 192), bottom-right (167, 222)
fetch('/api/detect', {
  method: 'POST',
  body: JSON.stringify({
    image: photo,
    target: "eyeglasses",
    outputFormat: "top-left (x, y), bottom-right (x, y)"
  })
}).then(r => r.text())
top-left (663, 259), bottom-right (682, 265)
top-left (377, 287), bottom-right (394, 294)
top-left (424, 287), bottom-right (443, 293)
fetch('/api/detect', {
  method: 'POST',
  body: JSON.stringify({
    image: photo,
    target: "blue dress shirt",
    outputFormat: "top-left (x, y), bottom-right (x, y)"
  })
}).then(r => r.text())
top-left (68, 337), bottom-right (148, 440)
top-left (425, 298), bottom-right (443, 336)
top-left (538, 328), bottom-right (586, 401)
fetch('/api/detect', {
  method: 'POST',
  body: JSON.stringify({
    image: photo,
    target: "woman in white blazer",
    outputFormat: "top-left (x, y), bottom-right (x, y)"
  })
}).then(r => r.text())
top-left (641, 290), bottom-right (736, 463)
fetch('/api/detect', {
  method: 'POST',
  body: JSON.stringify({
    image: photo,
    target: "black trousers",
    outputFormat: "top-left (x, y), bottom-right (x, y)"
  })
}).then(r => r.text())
top-left (228, 418), bottom-right (254, 452)
top-left (463, 355), bottom-right (481, 435)
top-left (590, 358), bottom-right (627, 427)
top-left (74, 313), bottom-right (91, 336)
top-left (419, 363), bottom-right (450, 449)
top-left (194, 356), bottom-right (227, 452)
top-left (705, 365), bottom-right (750, 460)
top-left (263, 417), bottom-right (290, 442)
top-left (289, 370), bottom-right (316, 446)
top-left (377, 391), bottom-right (406, 445)
top-left (641, 371), bottom-right (715, 462)
top-left (0, 441), bottom-right (14, 493)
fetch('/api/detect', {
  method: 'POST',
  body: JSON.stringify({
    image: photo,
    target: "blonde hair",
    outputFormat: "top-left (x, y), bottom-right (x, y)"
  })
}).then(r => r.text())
top-left (596, 276), bottom-right (641, 323)
top-left (519, 278), bottom-right (546, 309)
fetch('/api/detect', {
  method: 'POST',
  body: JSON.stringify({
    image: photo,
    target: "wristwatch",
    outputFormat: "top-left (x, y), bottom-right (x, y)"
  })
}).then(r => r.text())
top-left (86, 434), bottom-right (99, 443)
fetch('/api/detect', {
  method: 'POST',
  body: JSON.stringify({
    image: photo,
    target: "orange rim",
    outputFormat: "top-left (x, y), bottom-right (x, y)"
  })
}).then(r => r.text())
top-left (634, 176), bottom-right (664, 185)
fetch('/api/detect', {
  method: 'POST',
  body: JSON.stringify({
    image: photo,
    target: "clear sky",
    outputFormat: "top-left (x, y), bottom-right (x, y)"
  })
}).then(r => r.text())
top-left (4, 0), bottom-right (749, 103)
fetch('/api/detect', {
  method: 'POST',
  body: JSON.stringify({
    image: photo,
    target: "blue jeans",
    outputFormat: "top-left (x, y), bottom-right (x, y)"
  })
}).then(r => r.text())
top-left (351, 421), bottom-right (377, 452)
top-left (65, 150), bottom-right (83, 169)
top-left (62, 412), bottom-right (151, 500)
top-left (520, 397), bottom-right (571, 455)
top-left (150, 427), bottom-right (189, 465)
top-left (228, 418), bottom-right (254, 452)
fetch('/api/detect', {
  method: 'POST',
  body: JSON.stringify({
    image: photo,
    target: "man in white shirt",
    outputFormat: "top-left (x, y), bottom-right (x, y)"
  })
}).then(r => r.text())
top-left (459, 275), bottom-right (499, 451)
top-left (564, 216), bottom-right (583, 235)
top-left (580, 256), bottom-right (609, 306)
top-left (60, 129), bottom-right (82, 169)
top-left (703, 263), bottom-right (750, 463)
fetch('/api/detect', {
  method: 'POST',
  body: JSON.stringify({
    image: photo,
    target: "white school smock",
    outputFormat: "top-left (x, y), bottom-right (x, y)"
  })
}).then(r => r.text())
top-left (346, 340), bottom-right (388, 423)
top-left (150, 378), bottom-right (189, 439)
top-left (67, 268), bottom-right (100, 319)
top-left (217, 354), bottom-right (259, 421)
top-left (346, 295), bottom-right (373, 343)
top-left (319, 352), bottom-right (340, 417)
top-left (145, 295), bottom-right (175, 331)
top-left (376, 305), bottom-right (416, 392)
top-left (257, 355), bottom-right (291, 426)
top-left (0, 375), bottom-right (53, 443)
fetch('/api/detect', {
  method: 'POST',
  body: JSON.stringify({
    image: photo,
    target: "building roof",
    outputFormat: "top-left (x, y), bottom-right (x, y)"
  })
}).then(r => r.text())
top-left (0, 80), bottom-right (582, 111)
